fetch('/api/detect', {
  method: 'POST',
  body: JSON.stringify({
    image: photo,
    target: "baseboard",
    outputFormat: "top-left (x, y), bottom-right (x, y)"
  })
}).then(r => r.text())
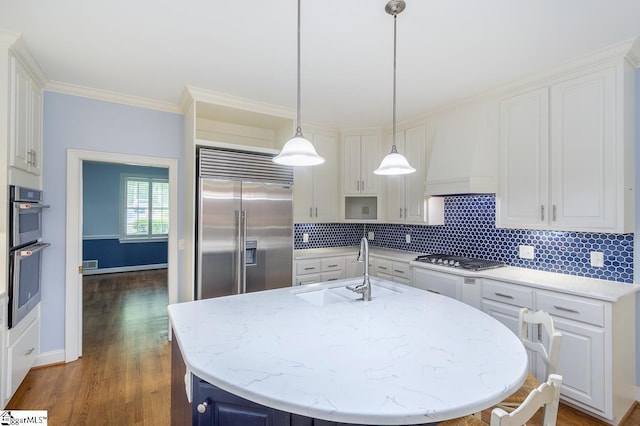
top-left (83, 263), bottom-right (168, 275)
top-left (34, 349), bottom-right (65, 368)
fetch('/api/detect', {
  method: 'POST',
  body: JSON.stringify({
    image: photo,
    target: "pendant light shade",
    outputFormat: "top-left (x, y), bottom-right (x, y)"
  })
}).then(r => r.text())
top-left (374, 0), bottom-right (415, 176)
top-left (273, 0), bottom-right (324, 167)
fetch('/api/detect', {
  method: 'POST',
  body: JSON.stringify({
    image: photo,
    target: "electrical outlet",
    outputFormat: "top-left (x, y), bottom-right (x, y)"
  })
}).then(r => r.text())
top-left (368, 232), bottom-right (374, 240)
top-left (590, 251), bottom-right (604, 268)
top-left (302, 233), bottom-right (309, 243)
top-left (405, 234), bottom-right (411, 243)
top-left (519, 245), bottom-right (534, 260)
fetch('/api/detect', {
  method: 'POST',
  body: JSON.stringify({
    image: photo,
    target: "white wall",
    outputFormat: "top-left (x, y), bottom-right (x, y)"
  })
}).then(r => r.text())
top-left (41, 92), bottom-right (184, 353)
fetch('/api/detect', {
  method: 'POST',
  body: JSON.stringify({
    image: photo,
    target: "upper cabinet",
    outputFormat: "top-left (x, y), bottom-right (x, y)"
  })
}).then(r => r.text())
top-left (425, 98), bottom-right (499, 196)
top-left (342, 133), bottom-right (379, 195)
top-left (384, 124), bottom-right (443, 224)
top-left (293, 132), bottom-right (340, 222)
top-left (9, 53), bottom-right (43, 176)
top-left (497, 56), bottom-right (636, 233)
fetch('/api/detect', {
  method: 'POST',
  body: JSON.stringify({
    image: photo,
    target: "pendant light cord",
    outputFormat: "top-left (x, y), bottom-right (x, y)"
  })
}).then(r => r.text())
top-left (391, 12), bottom-right (398, 152)
top-left (295, 0), bottom-right (303, 137)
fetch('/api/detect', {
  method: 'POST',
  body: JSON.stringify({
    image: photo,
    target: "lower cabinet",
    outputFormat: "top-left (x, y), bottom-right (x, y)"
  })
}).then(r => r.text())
top-left (0, 293), bottom-right (6, 407)
top-left (369, 257), bottom-right (410, 285)
top-left (295, 256), bottom-right (346, 286)
top-left (480, 279), bottom-right (634, 424)
top-left (412, 268), bottom-right (461, 300)
top-left (192, 376), bottom-right (434, 426)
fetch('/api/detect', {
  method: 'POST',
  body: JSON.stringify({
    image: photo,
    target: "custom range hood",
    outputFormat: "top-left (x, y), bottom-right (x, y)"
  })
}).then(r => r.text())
top-left (424, 97), bottom-right (498, 196)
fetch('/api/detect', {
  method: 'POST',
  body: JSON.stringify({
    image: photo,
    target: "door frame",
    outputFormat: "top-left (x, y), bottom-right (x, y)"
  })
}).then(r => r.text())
top-left (65, 149), bottom-right (179, 362)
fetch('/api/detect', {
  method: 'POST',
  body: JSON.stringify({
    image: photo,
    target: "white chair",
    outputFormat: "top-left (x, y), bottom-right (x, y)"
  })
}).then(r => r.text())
top-left (439, 374), bottom-right (563, 426)
top-left (500, 308), bottom-right (562, 409)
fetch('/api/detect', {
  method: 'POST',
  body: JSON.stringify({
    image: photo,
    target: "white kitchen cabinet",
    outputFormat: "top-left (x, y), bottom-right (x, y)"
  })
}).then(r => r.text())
top-left (480, 278), bottom-right (634, 424)
top-left (370, 257), bottom-right (410, 285)
top-left (342, 133), bottom-right (379, 195)
top-left (0, 293), bottom-right (6, 408)
top-left (6, 306), bottom-right (40, 405)
top-left (384, 125), bottom-right (435, 224)
top-left (293, 133), bottom-right (339, 222)
top-left (9, 52), bottom-right (43, 176)
top-left (497, 60), bottom-right (634, 233)
top-left (412, 267), bottom-right (461, 300)
top-left (295, 256), bottom-right (346, 285)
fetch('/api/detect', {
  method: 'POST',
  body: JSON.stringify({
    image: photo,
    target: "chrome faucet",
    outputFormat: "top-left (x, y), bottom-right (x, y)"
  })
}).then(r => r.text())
top-left (347, 237), bottom-right (371, 301)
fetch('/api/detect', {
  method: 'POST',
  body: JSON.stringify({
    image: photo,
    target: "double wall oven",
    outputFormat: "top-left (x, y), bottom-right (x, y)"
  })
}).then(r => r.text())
top-left (8, 185), bottom-right (50, 329)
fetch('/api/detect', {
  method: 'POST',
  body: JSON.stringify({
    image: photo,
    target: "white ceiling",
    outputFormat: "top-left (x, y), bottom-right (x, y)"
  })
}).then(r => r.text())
top-left (2, 0), bottom-right (640, 128)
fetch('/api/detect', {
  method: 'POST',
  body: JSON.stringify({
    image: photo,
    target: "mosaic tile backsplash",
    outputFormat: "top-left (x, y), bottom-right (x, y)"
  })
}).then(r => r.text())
top-left (294, 195), bottom-right (634, 283)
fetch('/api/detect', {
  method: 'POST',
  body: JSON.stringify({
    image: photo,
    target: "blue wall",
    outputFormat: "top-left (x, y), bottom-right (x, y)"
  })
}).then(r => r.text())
top-left (82, 161), bottom-right (168, 270)
top-left (296, 195), bottom-right (634, 284)
top-left (42, 92), bottom-right (184, 354)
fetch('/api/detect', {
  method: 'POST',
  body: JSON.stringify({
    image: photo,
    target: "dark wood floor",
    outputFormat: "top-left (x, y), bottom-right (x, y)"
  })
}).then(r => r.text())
top-left (6, 269), bottom-right (640, 425)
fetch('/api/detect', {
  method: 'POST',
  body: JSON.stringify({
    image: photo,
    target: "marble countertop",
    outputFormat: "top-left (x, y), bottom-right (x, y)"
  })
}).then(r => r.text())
top-left (169, 277), bottom-right (528, 425)
top-left (411, 260), bottom-right (639, 303)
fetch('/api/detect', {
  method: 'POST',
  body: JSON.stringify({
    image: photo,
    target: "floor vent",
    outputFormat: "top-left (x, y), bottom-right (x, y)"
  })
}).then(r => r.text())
top-left (83, 260), bottom-right (98, 270)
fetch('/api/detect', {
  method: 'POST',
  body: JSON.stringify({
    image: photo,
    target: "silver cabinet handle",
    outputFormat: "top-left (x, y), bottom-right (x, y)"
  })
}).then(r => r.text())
top-left (25, 347), bottom-right (35, 356)
top-left (197, 401), bottom-right (209, 414)
top-left (552, 205), bottom-right (557, 221)
top-left (404, 208), bottom-right (407, 218)
top-left (309, 207), bottom-right (313, 218)
top-left (31, 150), bottom-right (37, 167)
top-left (541, 205), bottom-right (545, 221)
top-left (393, 269), bottom-right (405, 274)
top-left (327, 264), bottom-right (339, 268)
top-left (327, 278), bottom-right (338, 281)
top-left (361, 180), bottom-right (365, 191)
top-left (315, 207), bottom-right (318, 217)
top-left (427, 289), bottom-right (440, 294)
top-left (494, 292), bottom-right (514, 299)
top-left (399, 207), bottom-right (403, 218)
top-left (378, 266), bottom-right (388, 270)
top-left (303, 267), bottom-right (316, 271)
top-left (356, 180), bottom-right (360, 191)
top-left (553, 305), bottom-right (579, 314)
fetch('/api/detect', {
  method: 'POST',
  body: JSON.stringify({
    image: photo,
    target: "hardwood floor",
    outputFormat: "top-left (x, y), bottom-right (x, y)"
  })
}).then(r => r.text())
top-left (7, 269), bottom-right (171, 425)
top-left (6, 269), bottom-right (640, 425)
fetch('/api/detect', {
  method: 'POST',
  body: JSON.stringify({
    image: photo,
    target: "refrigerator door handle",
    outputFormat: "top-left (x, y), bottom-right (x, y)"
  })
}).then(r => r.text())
top-left (236, 210), bottom-right (243, 295)
top-left (241, 209), bottom-right (247, 294)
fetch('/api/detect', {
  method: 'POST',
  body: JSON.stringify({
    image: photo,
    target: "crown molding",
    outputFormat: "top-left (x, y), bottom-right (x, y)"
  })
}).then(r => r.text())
top-left (0, 32), bottom-right (48, 87)
top-left (46, 81), bottom-right (182, 114)
top-left (181, 85), bottom-right (294, 120)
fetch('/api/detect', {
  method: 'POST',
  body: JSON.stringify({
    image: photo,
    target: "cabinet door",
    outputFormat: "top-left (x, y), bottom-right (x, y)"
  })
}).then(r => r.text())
top-left (384, 132), bottom-right (405, 221)
top-left (413, 268), bottom-right (461, 300)
top-left (403, 125), bottom-right (427, 223)
top-left (342, 135), bottom-right (362, 195)
top-left (312, 134), bottom-right (339, 221)
top-left (359, 135), bottom-right (379, 195)
top-left (293, 165), bottom-right (314, 222)
top-left (193, 379), bottom-right (290, 426)
top-left (550, 316), bottom-right (605, 413)
top-left (497, 88), bottom-right (549, 228)
top-left (550, 67), bottom-right (616, 230)
top-left (10, 56), bottom-right (33, 173)
top-left (29, 84), bottom-right (43, 175)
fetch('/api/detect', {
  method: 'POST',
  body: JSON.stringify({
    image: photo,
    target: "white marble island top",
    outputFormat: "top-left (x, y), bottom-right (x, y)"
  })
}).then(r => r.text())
top-left (168, 277), bottom-right (528, 425)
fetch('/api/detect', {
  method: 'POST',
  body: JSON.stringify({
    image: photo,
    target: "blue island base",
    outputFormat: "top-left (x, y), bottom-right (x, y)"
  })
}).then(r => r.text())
top-left (192, 376), bottom-right (437, 426)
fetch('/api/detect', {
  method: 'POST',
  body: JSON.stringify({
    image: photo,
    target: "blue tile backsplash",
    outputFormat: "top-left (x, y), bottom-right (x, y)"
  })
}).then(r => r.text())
top-left (294, 195), bottom-right (634, 283)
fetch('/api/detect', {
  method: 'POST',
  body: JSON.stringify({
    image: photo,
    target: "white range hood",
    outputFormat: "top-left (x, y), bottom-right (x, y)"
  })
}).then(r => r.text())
top-left (424, 97), bottom-right (499, 196)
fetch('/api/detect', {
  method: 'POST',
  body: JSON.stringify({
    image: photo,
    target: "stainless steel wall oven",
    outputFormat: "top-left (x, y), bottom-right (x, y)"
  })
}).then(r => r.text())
top-left (8, 185), bottom-right (50, 328)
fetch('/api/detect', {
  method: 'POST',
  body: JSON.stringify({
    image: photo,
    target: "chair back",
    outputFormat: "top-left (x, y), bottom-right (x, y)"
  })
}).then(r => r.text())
top-left (491, 374), bottom-right (563, 426)
top-left (519, 308), bottom-right (562, 376)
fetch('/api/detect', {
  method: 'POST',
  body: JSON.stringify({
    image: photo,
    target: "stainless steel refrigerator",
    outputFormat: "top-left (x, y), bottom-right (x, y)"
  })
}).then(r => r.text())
top-left (196, 149), bottom-right (294, 299)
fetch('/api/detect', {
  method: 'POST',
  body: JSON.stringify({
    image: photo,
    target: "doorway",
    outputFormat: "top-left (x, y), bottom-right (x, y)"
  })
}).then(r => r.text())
top-left (65, 149), bottom-right (179, 362)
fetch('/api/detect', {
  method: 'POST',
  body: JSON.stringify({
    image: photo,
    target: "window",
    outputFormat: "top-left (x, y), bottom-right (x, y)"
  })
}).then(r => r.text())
top-left (121, 175), bottom-right (169, 240)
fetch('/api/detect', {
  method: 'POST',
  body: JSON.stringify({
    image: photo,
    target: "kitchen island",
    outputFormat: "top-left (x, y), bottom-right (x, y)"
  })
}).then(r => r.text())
top-left (169, 277), bottom-right (528, 425)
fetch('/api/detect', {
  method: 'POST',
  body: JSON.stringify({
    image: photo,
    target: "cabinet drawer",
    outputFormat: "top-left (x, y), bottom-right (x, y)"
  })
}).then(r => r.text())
top-left (321, 257), bottom-right (345, 272)
top-left (536, 290), bottom-right (605, 327)
top-left (296, 259), bottom-right (321, 275)
top-left (373, 259), bottom-right (392, 276)
top-left (482, 279), bottom-right (533, 308)
top-left (8, 317), bottom-right (39, 396)
top-left (295, 274), bottom-right (321, 286)
top-left (391, 261), bottom-right (410, 278)
top-left (320, 270), bottom-right (345, 282)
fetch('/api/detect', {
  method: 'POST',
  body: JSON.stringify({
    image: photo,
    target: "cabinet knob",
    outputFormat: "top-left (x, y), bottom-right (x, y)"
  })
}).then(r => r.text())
top-left (197, 401), bottom-right (209, 414)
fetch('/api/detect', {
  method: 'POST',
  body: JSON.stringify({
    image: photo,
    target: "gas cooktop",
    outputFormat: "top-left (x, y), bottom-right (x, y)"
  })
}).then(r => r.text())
top-left (414, 254), bottom-right (505, 271)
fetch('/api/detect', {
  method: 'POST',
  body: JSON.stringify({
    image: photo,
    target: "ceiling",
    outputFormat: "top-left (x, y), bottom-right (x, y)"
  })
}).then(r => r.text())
top-left (2, 0), bottom-right (640, 128)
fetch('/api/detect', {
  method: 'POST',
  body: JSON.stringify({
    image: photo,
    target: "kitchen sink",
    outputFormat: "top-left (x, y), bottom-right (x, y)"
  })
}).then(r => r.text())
top-left (293, 280), bottom-right (402, 306)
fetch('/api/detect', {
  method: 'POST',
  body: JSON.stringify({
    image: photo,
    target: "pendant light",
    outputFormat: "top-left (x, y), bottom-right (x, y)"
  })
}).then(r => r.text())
top-left (273, 0), bottom-right (325, 166)
top-left (374, 0), bottom-right (416, 175)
